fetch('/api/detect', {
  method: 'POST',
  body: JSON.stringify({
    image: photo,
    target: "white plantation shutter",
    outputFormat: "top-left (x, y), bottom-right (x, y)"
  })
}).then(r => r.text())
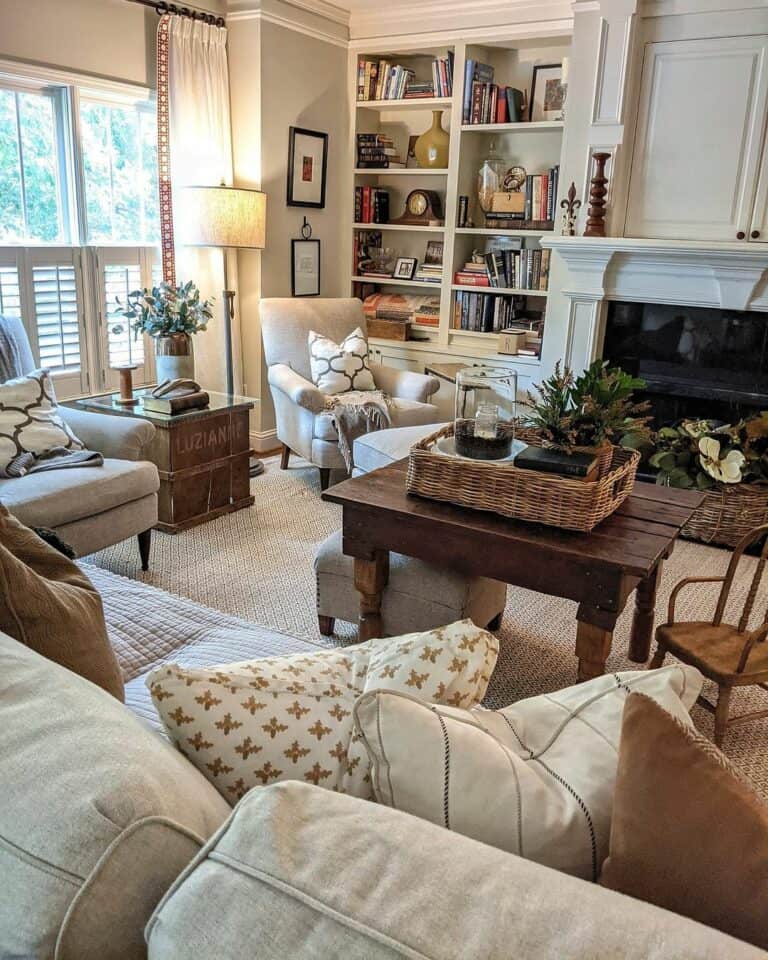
top-left (0, 265), bottom-right (22, 319)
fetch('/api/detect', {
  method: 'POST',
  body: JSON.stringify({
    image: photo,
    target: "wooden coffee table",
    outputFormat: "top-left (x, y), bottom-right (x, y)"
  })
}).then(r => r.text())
top-left (322, 460), bottom-right (705, 680)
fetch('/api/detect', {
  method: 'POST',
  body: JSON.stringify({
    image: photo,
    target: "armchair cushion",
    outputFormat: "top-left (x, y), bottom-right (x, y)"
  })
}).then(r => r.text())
top-left (313, 398), bottom-right (440, 442)
top-left (370, 361), bottom-right (440, 403)
top-left (60, 406), bottom-right (155, 462)
top-left (308, 327), bottom-right (375, 394)
top-left (268, 364), bottom-right (325, 414)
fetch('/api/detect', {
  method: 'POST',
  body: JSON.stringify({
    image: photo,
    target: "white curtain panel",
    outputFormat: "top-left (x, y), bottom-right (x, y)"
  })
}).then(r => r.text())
top-left (167, 16), bottom-right (242, 393)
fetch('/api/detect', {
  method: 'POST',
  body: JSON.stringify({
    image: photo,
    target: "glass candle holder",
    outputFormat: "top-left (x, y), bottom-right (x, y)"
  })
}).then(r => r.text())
top-left (454, 366), bottom-right (517, 460)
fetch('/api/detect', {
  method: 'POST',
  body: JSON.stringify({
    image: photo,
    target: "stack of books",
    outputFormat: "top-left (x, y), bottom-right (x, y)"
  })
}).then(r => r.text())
top-left (357, 59), bottom-right (415, 101)
top-left (405, 81), bottom-right (434, 99)
top-left (354, 186), bottom-right (390, 224)
top-left (513, 447), bottom-right (599, 482)
top-left (431, 54), bottom-right (453, 97)
top-left (414, 240), bottom-right (444, 283)
top-left (455, 249), bottom-right (551, 291)
top-left (462, 59), bottom-right (494, 123)
top-left (453, 291), bottom-right (525, 334)
top-left (356, 134), bottom-right (404, 169)
top-left (468, 83), bottom-right (526, 125)
top-left (483, 165), bottom-right (560, 228)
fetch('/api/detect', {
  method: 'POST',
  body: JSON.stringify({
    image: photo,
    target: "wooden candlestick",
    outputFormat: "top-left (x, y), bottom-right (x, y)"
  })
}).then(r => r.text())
top-left (113, 364), bottom-right (139, 405)
top-left (584, 152), bottom-right (610, 238)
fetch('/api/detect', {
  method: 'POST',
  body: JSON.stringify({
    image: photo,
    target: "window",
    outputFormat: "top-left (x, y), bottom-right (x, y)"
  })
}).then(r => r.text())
top-left (0, 64), bottom-right (160, 397)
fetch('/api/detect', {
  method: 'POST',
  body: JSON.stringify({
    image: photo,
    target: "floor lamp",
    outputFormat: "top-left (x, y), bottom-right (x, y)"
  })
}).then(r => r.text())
top-left (181, 184), bottom-right (267, 477)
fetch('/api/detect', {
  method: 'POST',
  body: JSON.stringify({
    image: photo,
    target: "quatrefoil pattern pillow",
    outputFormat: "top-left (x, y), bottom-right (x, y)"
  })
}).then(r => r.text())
top-left (308, 326), bottom-right (376, 394)
top-left (147, 620), bottom-right (498, 805)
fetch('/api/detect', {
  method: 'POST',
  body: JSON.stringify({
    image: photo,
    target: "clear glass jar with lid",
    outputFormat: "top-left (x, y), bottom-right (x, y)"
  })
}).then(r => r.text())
top-left (454, 366), bottom-right (518, 460)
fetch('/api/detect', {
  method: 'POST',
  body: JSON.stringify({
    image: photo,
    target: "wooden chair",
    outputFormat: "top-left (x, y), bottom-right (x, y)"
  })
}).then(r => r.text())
top-left (650, 523), bottom-right (768, 746)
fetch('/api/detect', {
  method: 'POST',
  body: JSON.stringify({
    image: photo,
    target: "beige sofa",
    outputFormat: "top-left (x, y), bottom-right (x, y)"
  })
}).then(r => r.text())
top-left (1, 566), bottom-right (764, 960)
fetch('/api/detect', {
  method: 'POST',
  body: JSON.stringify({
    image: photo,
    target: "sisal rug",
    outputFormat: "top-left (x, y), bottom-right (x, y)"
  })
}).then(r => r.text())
top-left (89, 454), bottom-right (768, 797)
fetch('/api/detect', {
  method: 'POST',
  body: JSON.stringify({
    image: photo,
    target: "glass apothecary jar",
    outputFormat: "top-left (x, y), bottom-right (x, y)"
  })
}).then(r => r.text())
top-left (454, 366), bottom-right (517, 461)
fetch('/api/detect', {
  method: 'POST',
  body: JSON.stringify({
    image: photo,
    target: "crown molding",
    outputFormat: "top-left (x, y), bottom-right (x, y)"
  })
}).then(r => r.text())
top-left (227, 0), bottom-right (349, 46)
top-left (227, 0), bottom-right (350, 26)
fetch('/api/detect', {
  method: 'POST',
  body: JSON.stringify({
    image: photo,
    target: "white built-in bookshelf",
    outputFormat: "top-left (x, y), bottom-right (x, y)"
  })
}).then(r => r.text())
top-left (346, 34), bottom-right (571, 385)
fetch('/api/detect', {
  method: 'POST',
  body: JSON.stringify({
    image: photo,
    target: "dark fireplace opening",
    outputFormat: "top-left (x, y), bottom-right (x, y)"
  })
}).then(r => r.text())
top-left (603, 300), bottom-right (768, 426)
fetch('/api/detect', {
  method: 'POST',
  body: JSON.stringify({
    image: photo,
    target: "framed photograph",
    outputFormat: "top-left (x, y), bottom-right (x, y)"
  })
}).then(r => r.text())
top-left (291, 239), bottom-right (321, 296)
top-left (393, 256), bottom-right (417, 279)
top-left (529, 63), bottom-right (564, 122)
top-left (287, 127), bottom-right (328, 208)
top-left (423, 240), bottom-right (444, 265)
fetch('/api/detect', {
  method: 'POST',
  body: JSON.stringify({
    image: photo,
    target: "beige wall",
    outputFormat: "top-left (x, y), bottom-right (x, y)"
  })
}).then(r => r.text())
top-left (229, 17), bottom-right (348, 442)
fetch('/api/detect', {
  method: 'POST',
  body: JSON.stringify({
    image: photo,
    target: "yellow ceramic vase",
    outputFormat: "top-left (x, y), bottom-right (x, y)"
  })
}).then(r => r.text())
top-left (414, 110), bottom-right (449, 169)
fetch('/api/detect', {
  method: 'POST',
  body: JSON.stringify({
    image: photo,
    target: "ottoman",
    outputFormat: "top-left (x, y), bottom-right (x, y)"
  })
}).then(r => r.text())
top-left (314, 530), bottom-right (506, 636)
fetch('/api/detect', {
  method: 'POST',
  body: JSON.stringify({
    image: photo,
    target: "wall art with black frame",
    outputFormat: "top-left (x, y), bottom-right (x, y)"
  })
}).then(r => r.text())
top-left (287, 127), bottom-right (328, 208)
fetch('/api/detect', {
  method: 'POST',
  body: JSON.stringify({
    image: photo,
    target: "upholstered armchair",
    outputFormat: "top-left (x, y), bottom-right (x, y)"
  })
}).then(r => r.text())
top-left (260, 299), bottom-right (442, 489)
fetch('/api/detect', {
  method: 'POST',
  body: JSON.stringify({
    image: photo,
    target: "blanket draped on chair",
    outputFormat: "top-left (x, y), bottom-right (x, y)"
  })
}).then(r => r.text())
top-left (325, 391), bottom-right (392, 472)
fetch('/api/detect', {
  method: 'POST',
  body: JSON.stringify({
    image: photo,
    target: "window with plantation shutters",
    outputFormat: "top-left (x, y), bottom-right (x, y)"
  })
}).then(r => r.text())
top-left (104, 263), bottom-right (144, 369)
top-left (0, 265), bottom-right (21, 320)
top-left (31, 263), bottom-right (80, 373)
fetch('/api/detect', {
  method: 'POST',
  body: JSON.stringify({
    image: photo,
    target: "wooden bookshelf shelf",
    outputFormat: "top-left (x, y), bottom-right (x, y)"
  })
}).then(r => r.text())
top-left (352, 275), bottom-right (443, 289)
top-left (452, 284), bottom-right (548, 297)
top-left (354, 168), bottom-right (448, 175)
top-left (353, 223), bottom-right (445, 232)
top-left (455, 227), bottom-right (557, 237)
top-left (356, 97), bottom-right (453, 110)
top-left (460, 121), bottom-right (564, 133)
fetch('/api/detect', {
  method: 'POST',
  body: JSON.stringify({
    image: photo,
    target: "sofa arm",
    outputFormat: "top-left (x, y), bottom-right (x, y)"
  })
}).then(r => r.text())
top-left (268, 364), bottom-right (326, 414)
top-left (370, 361), bottom-right (440, 403)
top-left (60, 407), bottom-right (156, 462)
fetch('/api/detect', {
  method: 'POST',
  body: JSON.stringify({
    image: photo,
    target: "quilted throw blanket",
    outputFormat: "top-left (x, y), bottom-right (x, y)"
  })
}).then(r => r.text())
top-left (325, 390), bottom-right (392, 472)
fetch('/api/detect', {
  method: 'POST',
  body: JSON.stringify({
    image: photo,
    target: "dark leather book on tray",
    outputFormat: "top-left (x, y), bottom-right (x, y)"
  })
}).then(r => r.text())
top-left (142, 391), bottom-right (210, 415)
top-left (513, 445), bottom-right (599, 482)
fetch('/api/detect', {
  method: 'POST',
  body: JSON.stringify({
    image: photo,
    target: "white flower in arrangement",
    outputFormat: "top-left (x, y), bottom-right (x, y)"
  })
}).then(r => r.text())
top-left (698, 437), bottom-right (745, 484)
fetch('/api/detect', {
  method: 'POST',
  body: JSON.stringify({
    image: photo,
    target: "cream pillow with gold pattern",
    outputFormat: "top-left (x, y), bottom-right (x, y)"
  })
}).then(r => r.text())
top-left (147, 619), bottom-right (498, 805)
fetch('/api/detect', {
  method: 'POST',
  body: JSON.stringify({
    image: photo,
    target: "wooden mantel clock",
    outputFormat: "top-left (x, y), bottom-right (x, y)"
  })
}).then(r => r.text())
top-left (390, 189), bottom-right (444, 226)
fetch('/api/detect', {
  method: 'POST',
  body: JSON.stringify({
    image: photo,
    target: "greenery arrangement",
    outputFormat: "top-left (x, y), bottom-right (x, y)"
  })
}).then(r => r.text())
top-left (649, 416), bottom-right (768, 489)
top-left (525, 360), bottom-right (651, 450)
top-left (121, 281), bottom-right (213, 340)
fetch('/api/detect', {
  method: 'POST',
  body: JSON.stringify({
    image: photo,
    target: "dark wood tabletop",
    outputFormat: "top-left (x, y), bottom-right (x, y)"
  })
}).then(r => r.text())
top-left (323, 459), bottom-right (705, 679)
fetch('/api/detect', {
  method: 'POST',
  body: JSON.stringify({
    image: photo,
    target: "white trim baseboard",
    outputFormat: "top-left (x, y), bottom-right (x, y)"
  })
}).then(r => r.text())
top-left (250, 428), bottom-right (278, 452)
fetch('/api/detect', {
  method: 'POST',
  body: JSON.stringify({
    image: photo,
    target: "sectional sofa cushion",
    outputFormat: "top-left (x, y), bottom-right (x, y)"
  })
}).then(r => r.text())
top-left (0, 632), bottom-right (230, 960)
top-left (147, 619), bottom-right (498, 804)
top-left (353, 665), bottom-right (703, 881)
top-left (601, 692), bottom-right (768, 951)
top-left (0, 504), bottom-right (124, 699)
top-left (145, 780), bottom-right (764, 960)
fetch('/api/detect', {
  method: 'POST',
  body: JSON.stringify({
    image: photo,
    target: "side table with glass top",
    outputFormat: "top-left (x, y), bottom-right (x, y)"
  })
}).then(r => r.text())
top-left (64, 390), bottom-right (257, 534)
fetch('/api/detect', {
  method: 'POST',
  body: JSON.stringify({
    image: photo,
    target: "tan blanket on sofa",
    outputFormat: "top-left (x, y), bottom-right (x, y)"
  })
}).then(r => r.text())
top-left (324, 390), bottom-right (392, 472)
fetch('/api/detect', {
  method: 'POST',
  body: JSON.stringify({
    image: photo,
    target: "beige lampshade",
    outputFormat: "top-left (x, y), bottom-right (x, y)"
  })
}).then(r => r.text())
top-left (180, 185), bottom-right (267, 249)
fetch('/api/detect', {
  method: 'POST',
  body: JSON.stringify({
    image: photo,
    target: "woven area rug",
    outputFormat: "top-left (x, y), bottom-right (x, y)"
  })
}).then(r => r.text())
top-left (89, 454), bottom-right (768, 797)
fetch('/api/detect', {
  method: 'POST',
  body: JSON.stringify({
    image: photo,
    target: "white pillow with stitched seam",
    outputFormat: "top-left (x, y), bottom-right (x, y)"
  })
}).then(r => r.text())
top-left (353, 665), bottom-right (704, 882)
top-left (147, 619), bottom-right (498, 805)
top-left (308, 326), bottom-right (375, 394)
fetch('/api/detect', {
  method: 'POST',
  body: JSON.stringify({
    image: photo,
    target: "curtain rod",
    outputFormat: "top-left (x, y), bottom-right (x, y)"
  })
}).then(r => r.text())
top-left (127, 0), bottom-right (225, 27)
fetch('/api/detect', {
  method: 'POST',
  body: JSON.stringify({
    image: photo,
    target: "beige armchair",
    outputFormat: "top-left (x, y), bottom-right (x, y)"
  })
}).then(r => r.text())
top-left (260, 299), bottom-right (442, 489)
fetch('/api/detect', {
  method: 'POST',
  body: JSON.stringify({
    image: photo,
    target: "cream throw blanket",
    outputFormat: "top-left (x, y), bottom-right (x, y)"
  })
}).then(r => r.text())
top-left (324, 390), bottom-right (392, 472)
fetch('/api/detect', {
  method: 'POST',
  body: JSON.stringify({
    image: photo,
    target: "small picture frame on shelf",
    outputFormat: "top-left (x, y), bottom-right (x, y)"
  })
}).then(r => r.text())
top-left (394, 257), bottom-right (417, 279)
top-left (287, 127), bottom-right (328, 208)
top-left (529, 63), bottom-right (564, 122)
top-left (291, 238), bottom-right (321, 296)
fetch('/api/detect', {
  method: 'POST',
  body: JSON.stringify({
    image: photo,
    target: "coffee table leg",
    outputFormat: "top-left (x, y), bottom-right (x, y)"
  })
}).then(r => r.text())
top-left (575, 603), bottom-right (619, 681)
top-left (629, 561), bottom-right (663, 664)
top-left (354, 551), bottom-right (389, 642)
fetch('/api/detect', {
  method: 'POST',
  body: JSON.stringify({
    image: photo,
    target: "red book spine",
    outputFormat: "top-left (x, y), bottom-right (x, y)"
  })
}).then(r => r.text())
top-left (496, 87), bottom-right (508, 124)
top-left (540, 173), bottom-right (549, 220)
top-left (454, 272), bottom-right (490, 286)
top-left (362, 186), bottom-right (371, 223)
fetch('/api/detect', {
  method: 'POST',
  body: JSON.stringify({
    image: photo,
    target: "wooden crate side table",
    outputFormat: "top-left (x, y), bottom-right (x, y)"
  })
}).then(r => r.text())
top-left (68, 391), bottom-right (255, 534)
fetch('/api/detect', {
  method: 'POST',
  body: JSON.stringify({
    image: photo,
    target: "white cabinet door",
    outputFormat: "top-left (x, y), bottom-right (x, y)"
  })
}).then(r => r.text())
top-left (626, 35), bottom-right (768, 241)
top-left (749, 129), bottom-right (768, 241)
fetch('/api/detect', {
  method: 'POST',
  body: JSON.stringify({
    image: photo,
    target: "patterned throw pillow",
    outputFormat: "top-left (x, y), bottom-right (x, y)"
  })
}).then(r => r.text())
top-left (147, 620), bottom-right (498, 805)
top-left (353, 665), bottom-right (704, 882)
top-left (0, 369), bottom-right (83, 476)
top-left (308, 327), bottom-right (376, 394)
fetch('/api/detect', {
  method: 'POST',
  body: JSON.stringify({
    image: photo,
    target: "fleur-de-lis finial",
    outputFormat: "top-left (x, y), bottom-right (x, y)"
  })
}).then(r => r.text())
top-left (560, 181), bottom-right (582, 236)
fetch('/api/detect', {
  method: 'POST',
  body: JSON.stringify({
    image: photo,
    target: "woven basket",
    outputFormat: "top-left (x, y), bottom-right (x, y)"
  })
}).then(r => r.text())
top-left (406, 424), bottom-right (640, 532)
top-left (682, 484), bottom-right (768, 548)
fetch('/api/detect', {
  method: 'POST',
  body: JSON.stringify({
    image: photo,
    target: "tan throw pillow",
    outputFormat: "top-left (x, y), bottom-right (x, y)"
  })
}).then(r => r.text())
top-left (147, 619), bottom-right (498, 804)
top-left (0, 504), bottom-right (123, 700)
top-left (353, 665), bottom-right (703, 881)
top-left (600, 692), bottom-right (768, 950)
top-left (0, 369), bottom-right (83, 475)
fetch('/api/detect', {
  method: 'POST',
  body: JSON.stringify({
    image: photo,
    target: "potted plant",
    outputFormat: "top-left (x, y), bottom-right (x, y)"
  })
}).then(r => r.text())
top-left (648, 416), bottom-right (768, 546)
top-left (121, 281), bottom-right (213, 382)
top-left (524, 360), bottom-right (651, 472)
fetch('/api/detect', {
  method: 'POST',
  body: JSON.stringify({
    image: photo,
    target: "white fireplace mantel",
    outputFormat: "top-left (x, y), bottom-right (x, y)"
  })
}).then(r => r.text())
top-left (542, 236), bottom-right (768, 313)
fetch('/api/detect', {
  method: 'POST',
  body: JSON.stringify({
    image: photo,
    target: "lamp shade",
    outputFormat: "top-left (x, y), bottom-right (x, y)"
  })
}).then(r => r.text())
top-left (180, 185), bottom-right (267, 249)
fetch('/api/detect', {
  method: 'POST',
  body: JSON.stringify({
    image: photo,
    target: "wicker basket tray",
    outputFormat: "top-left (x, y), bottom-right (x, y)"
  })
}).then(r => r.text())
top-left (406, 424), bottom-right (640, 532)
top-left (682, 484), bottom-right (768, 548)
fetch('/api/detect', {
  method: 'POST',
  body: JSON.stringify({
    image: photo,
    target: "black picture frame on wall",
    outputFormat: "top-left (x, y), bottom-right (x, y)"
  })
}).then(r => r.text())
top-left (291, 238), bottom-right (321, 296)
top-left (287, 127), bottom-right (328, 208)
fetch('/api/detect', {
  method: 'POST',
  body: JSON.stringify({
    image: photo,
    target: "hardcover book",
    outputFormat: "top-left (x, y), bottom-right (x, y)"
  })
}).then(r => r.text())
top-left (513, 446), bottom-right (599, 481)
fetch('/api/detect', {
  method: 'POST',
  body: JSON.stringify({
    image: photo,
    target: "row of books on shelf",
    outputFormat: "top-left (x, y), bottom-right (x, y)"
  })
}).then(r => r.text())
top-left (356, 133), bottom-right (405, 169)
top-left (357, 55), bottom-right (453, 101)
top-left (354, 186), bottom-right (390, 224)
top-left (454, 248), bottom-right (551, 291)
top-left (454, 291), bottom-right (527, 335)
top-left (484, 166), bottom-right (560, 224)
top-left (468, 83), bottom-right (525, 125)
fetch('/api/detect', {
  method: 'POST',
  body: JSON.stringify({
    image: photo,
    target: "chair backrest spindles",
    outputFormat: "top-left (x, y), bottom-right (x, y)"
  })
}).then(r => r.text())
top-left (713, 524), bottom-right (768, 632)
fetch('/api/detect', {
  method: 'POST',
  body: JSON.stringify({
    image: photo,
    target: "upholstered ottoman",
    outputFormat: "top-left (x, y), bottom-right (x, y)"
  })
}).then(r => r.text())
top-left (352, 422), bottom-right (443, 477)
top-left (314, 530), bottom-right (506, 636)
